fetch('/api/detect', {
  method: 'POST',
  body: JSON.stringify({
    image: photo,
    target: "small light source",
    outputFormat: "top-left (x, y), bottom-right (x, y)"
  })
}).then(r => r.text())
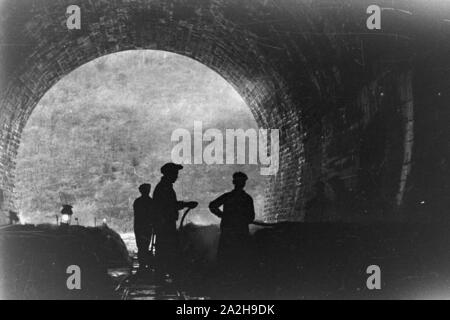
top-left (102, 218), bottom-right (107, 226)
top-left (438, 92), bottom-right (442, 96)
top-left (61, 214), bottom-right (70, 224)
top-left (380, 92), bottom-right (384, 97)
top-left (60, 204), bottom-right (74, 226)
top-left (420, 200), bottom-right (426, 205)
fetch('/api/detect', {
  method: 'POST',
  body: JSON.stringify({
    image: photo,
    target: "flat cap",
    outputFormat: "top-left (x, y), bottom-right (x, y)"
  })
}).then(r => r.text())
top-left (232, 171), bottom-right (248, 181)
top-left (161, 162), bottom-right (183, 175)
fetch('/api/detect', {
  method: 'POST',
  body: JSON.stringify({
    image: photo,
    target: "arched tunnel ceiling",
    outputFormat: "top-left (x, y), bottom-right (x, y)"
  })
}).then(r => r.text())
top-left (0, 0), bottom-right (450, 223)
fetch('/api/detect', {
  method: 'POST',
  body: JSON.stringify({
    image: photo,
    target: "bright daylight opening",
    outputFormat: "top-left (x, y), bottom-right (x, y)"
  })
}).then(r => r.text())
top-left (14, 50), bottom-right (268, 234)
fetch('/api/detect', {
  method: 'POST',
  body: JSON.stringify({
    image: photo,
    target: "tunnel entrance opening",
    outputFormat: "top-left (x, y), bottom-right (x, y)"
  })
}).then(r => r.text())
top-left (2, 0), bottom-right (450, 301)
top-left (3, 0), bottom-right (448, 226)
top-left (12, 49), bottom-right (271, 232)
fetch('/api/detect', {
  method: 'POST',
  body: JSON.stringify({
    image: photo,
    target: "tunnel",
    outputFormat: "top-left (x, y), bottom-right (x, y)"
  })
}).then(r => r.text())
top-left (0, 0), bottom-right (450, 226)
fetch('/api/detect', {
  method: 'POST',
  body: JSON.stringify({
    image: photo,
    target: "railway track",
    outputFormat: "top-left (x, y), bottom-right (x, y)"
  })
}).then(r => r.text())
top-left (116, 256), bottom-right (195, 300)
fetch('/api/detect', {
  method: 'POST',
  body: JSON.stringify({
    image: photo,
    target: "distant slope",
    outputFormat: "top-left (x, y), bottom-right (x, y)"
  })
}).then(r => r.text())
top-left (14, 50), bottom-right (267, 232)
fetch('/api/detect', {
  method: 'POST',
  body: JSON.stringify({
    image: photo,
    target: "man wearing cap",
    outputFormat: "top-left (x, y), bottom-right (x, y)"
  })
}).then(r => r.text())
top-left (153, 163), bottom-right (198, 276)
top-left (133, 183), bottom-right (154, 270)
top-left (209, 172), bottom-right (255, 272)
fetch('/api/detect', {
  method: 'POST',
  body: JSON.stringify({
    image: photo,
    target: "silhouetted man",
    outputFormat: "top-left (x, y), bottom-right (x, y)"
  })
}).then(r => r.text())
top-left (209, 172), bottom-right (255, 272)
top-left (153, 163), bottom-right (197, 277)
top-left (133, 183), bottom-right (154, 270)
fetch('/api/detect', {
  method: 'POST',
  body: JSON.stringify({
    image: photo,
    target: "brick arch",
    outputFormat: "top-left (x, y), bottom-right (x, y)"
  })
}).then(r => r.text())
top-left (0, 0), bottom-right (304, 222)
top-left (2, 0), bottom-right (450, 224)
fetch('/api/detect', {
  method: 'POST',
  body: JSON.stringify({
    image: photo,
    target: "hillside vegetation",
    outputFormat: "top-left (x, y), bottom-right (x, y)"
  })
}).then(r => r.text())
top-left (14, 50), bottom-right (267, 232)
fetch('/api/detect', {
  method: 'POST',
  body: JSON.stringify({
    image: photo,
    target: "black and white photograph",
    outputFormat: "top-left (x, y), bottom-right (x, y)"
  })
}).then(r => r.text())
top-left (0, 0), bottom-right (450, 307)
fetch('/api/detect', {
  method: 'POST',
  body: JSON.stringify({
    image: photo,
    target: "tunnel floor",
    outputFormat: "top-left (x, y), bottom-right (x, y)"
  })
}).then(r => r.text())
top-left (2, 222), bottom-right (450, 299)
top-left (120, 221), bottom-right (450, 300)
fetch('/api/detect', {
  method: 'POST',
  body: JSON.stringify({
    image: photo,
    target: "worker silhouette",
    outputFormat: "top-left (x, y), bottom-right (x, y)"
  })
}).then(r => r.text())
top-left (153, 163), bottom-right (198, 277)
top-left (133, 183), bottom-right (154, 270)
top-left (209, 172), bottom-right (255, 276)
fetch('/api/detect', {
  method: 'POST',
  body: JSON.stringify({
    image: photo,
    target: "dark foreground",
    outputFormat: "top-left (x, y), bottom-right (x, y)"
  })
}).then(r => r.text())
top-left (179, 222), bottom-right (450, 299)
top-left (0, 224), bottom-right (131, 299)
top-left (2, 222), bottom-right (450, 299)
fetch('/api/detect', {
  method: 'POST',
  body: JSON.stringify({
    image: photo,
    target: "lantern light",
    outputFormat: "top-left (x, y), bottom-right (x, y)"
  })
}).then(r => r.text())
top-left (61, 214), bottom-right (70, 224)
top-left (60, 205), bottom-right (74, 226)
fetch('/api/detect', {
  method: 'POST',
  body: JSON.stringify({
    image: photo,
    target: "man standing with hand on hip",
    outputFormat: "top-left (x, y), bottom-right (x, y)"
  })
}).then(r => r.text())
top-left (209, 172), bottom-right (255, 277)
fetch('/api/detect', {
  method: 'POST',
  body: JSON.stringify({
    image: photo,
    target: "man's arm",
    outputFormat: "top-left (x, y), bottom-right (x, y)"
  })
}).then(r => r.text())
top-left (209, 193), bottom-right (227, 218)
top-left (133, 199), bottom-right (141, 219)
top-left (247, 196), bottom-right (255, 224)
top-left (176, 201), bottom-right (186, 210)
top-left (133, 200), bottom-right (137, 214)
top-left (178, 201), bottom-right (198, 210)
